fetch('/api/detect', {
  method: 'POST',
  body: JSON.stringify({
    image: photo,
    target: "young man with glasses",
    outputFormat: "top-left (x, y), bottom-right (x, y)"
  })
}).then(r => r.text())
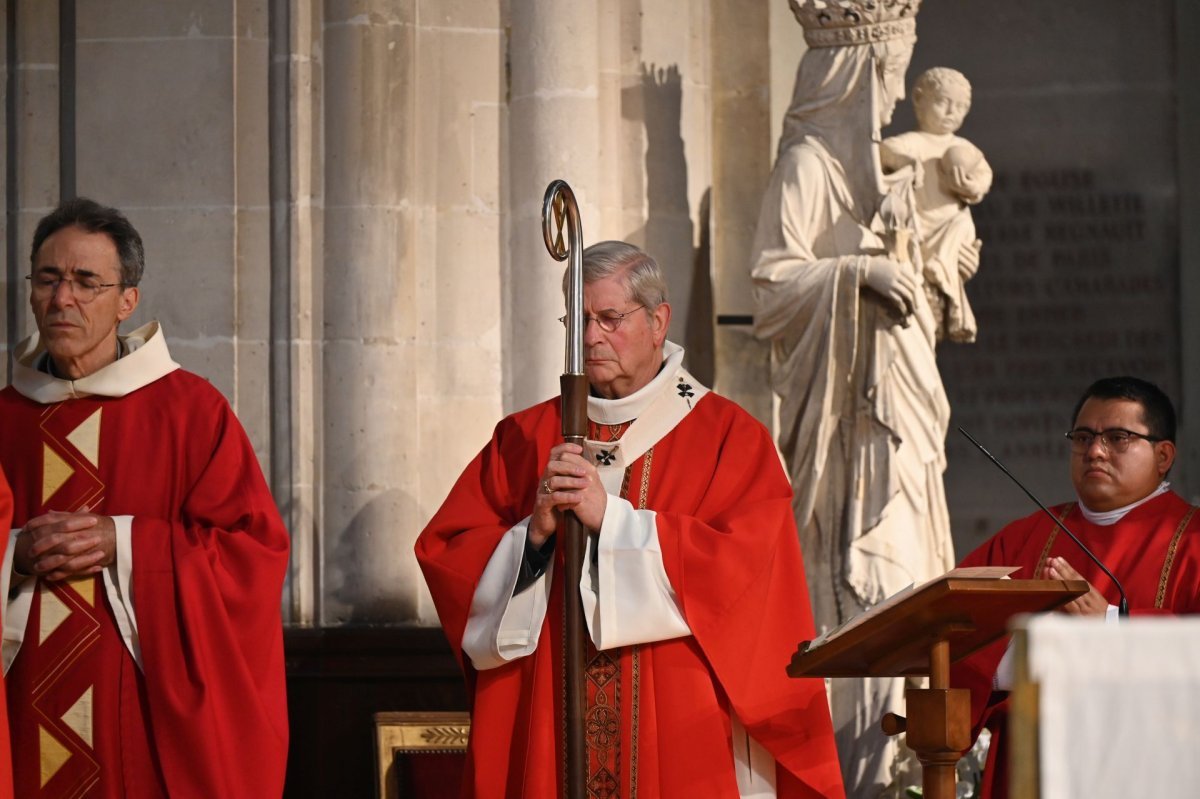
top-left (418, 241), bottom-right (844, 798)
top-left (0, 198), bottom-right (289, 798)
top-left (951, 376), bottom-right (1200, 799)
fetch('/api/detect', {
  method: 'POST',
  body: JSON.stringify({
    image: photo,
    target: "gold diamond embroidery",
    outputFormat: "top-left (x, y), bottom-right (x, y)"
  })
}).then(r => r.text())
top-left (66, 409), bottom-right (102, 468)
top-left (65, 577), bottom-right (95, 607)
top-left (61, 686), bottom-right (94, 748)
top-left (42, 444), bottom-right (75, 505)
top-left (39, 724), bottom-right (71, 787)
top-left (39, 589), bottom-right (72, 646)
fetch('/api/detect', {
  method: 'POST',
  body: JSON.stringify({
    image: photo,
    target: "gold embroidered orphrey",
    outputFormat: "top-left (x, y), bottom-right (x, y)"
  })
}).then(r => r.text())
top-left (1034, 503), bottom-right (1196, 610)
top-left (582, 437), bottom-right (653, 799)
top-left (32, 404), bottom-right (107, 791)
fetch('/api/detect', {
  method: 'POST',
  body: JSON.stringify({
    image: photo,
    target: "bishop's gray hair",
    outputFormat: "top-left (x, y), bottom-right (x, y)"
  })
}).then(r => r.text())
top-left (563, 240), bottom-right (668, 310)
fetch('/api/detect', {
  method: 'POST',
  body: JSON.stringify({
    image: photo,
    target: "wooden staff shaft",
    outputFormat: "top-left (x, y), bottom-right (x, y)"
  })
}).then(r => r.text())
top-left (560, 373), bottom-right (588, 799)
top-left (542, 179), bottom-right (587, 799)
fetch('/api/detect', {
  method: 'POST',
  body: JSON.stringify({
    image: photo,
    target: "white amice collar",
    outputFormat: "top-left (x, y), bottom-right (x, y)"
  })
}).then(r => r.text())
top-left (582, 341), bottom-right (709, 493)
top-left (587, 340), bottom-right (686, 425)
top-left (1077, 481), bottom-right (1170, 526)
top-left (12, 320), bottom-right (180, 404)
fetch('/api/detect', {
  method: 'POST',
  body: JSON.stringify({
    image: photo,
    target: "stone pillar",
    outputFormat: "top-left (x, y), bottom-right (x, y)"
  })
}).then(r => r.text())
top-left (6, 2), bottom-right (61, 357)
top-left (276, 0), bottom-right (325, 624)
top-left (410, 4), bottom-right (508, 623)
top-left (232, 5), bottom-right (273, 464)
top-left (709, 0), bottom-right (772, 425)
top-left (72, 1), bottom-right (270, 455)
top-left (633, 0), bottom-right (713, 383)
top-left (506, 0), bottom-right (602, 412)
top-left (320, 1), bottom-right (418, 625)
top-left (316, 1), bottom-right (509, 627)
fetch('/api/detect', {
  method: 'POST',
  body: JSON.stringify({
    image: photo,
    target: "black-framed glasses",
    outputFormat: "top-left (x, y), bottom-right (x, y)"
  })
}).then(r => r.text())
top-left (558, 305), bottom-right (645, 333)
top-left (1064, 427), bottom-right (1165, 454)
top-left (27, 273), bottom-right (123, 304)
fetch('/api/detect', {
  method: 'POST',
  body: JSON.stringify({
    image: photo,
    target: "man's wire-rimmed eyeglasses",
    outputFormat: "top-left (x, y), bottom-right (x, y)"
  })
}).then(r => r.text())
top-left (26, 273), bottom-right (123, 304)
top-left (1064, 427), bottom-right (1165, 454)
top-left (558, 305), bottom-right (645, 333)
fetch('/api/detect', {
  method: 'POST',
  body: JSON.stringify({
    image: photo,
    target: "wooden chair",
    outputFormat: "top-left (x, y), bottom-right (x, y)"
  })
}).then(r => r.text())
top-left (374, 711), bottom-right (470, 799)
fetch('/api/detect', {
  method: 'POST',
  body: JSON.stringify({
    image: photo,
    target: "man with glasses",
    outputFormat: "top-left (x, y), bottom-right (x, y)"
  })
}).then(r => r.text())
top-left (0, 198), bottom-right (289, 797)
top-left (951, 376), bottom-right (1200, 799)
top-left (418, 241), bottom-right (844, 798)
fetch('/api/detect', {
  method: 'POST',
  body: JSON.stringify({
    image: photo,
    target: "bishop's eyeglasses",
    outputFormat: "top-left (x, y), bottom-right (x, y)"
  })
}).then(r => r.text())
top-left (1064, 427), bottom-right (1165, 454)
top-left (558, 305), bottom-right (645, 333)
top-left (27, 272), bottom-right (123, 304)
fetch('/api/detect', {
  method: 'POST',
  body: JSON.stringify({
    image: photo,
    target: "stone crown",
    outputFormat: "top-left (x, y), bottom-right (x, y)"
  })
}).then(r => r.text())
top-left (789, 0), bottom-right (921, 48)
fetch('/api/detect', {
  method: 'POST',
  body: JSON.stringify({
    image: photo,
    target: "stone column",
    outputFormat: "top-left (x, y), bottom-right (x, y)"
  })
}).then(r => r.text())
top-left (6, 2), bottom-right (61, 357)
top-left (232, 4), bottom-right (273, 467)
top-left (320, 1), bottom-right (418, 625)
top-left (73, 0), bottom-right (270, 454)
top-left (275, 0), bottom-right (325, 624)
top-left (506, 0), bottom-right (602, 412)
top-left (410, 5), bottom-right (508, 623)
top-left (709, 0), bottom-right (772, 425)
top-left (317, 1), bottom-right (509, 627)
top-left (629, 0), bottom-right (713, 383)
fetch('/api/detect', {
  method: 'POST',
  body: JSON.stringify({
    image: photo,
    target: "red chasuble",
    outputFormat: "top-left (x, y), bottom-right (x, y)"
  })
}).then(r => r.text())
top-left (0, 469), bottom-right (12, 799)
top-left (951, 490), bottom-right (1200, 799)
top-left (0, 369), bottom-right (289, 798)
top-left (417, 392), bottom-right (844, 798)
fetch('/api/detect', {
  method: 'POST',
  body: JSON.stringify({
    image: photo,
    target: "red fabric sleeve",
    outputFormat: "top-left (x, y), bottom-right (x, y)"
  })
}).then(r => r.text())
top-left (131, 400), bottom-right (290, 799)
top-left (655, 406), bottom-right (844, 799)
top-left (416, 397), bottom-right (844, 797)
top-left (414, 401), bottom-right (560, 671)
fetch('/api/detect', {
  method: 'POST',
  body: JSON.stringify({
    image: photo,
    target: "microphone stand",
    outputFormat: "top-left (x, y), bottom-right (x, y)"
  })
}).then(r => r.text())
top-left (958, 427), bottom-right (1130, 616)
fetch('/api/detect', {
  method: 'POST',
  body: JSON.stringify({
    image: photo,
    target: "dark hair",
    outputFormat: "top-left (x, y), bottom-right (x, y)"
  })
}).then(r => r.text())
top-left (30, 197), bottom-right (145, 287)
top-left (1071, 376), bottom-right (1176, 442)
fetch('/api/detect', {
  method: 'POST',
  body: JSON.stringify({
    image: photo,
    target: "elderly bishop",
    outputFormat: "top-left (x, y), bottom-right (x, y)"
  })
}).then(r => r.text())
top-left (417, 241), bottom-right (844, 798)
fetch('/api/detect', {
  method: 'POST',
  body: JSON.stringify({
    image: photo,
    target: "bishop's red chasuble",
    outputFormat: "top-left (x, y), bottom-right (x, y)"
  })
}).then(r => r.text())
top-left (417, 386), bottom-right (844, 798)
top-left (952, 490), bottom-right (1200, 799)
top-left (0, 323), bottom-right (289, 798)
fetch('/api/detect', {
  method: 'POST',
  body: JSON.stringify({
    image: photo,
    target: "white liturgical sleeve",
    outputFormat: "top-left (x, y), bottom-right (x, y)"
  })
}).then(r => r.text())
top-left (3, 515), bottom-right (142, 672)
top-left (461, 518), bottom-right (554, 670)
top-left (460, 500), bottom-right (690, 670)
top-left (581, 497), bottom-right (689, 650)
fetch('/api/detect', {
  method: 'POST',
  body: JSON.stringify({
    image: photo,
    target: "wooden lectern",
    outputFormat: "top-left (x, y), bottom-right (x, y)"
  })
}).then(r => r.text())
top-left (788, 571), bottom-right (1087, 799)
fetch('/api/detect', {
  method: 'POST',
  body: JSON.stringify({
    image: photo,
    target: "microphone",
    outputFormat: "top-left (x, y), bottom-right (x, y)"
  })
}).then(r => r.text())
top-left (958, 427), bottom-right (1130, 617)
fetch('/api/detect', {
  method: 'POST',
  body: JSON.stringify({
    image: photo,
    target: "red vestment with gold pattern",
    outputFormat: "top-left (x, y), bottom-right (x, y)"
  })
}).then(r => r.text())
top-left (417, 391), bottom-right (844, 798)
top-left (0, 365), bottom-right (289, 798)
top-left (952, 491), bottom-right (1200, 799)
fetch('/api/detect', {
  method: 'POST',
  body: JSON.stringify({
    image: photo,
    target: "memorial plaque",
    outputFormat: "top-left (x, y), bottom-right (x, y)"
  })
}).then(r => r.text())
top-left (888, 1), bottom-right (1182, 551)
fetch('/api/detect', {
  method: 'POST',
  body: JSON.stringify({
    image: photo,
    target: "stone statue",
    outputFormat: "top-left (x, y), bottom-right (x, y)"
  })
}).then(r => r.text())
top-left (881, 67), bottom-right (991, 343)
top-left (748, 1), bottom-right (976, 796)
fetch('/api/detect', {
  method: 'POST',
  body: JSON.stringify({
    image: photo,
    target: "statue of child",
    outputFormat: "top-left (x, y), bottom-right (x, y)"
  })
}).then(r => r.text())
top-left (881, 67), bottom-right (992, 342)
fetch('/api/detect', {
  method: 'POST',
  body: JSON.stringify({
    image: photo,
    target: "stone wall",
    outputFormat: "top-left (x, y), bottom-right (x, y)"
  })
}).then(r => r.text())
top-left (897, 0), bottom-right (1200, 554)
top-left (0, 0), bottom-right (744, 629)
top-left (3, 0), bottom-right (1197, 630)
